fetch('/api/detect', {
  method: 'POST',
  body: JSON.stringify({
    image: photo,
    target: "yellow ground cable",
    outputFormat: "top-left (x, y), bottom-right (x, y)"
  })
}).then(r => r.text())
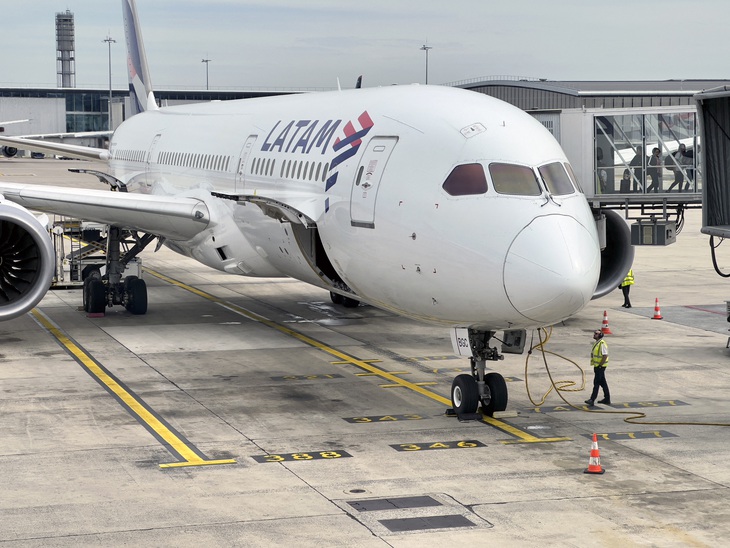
top-left (524, 327), bottom-right (586, 407)
top-left (527, 327), bottom-right (730, 427)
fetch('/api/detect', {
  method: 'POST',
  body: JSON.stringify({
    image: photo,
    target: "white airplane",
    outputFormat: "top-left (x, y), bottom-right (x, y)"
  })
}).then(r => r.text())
top-left (0, 120), bottom-right (28, 157)
top-left (0, 118), bottom-right (111, 158)
top-left (0, 0), bottom-right (633, 416)
top-left (0, 119), bottom-right (29, 129)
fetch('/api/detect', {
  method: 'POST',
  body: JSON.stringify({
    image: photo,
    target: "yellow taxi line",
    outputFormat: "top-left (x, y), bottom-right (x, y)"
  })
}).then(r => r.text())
top-left (30, 309), bottom-right (236, 468)
top-left (145, 269), bottom-right (566, 444)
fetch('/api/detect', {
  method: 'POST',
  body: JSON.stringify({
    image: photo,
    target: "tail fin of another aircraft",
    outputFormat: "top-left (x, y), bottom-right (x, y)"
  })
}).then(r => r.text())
top-left (122, 0), bottom-right (158, 115)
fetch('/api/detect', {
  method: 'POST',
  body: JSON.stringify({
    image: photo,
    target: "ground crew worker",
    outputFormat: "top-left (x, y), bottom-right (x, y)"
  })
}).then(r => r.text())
top-left (620, 269), bottom-right (634, 308)
top-left (585, 329), bottom-right (610, 406)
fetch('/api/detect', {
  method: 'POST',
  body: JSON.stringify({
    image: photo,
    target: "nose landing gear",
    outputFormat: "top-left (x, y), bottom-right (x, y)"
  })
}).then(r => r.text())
top-left (450, 329), bottom-right (509, 417)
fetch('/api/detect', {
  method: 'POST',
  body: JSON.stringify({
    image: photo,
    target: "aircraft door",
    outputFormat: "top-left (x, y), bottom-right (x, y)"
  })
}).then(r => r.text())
top-left (349, 136), bottom-right (398, 228)
top-left (235, 135), bottom-right (258, 192)
top-left (145, 133), bottom-right (162, 181)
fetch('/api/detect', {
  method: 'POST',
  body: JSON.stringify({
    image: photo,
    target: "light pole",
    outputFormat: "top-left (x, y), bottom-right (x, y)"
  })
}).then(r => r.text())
top-left (103, 36), bottom-right (116, 130)
top-left (201, 58), bottom-right (212, 90)
top-left (420, 44), bottom-right (432, 85)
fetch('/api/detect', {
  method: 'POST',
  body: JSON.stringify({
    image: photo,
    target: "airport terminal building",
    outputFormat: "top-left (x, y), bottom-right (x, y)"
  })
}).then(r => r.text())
top-left (0, 87), bottom-right (293, 136)
top-left (3, 78), bottom-right (730, 206)
top-left (455, 78), bottom-right (730, 202)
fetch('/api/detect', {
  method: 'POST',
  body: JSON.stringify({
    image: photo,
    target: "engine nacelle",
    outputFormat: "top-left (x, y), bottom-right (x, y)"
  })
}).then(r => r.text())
top-left (592, 208), bottom-right (635, 299)
top-left (1, 146), bottom-right (19, 158)
top-left (0, 200), bottom-right (55, 320)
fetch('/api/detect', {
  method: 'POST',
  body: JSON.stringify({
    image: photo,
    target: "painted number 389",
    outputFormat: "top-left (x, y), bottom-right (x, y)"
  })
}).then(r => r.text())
top-left (254, 450), bottom-right (352, 463)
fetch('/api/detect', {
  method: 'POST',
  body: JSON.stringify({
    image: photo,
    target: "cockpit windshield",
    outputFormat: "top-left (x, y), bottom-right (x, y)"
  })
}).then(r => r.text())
top-left (489, 163), bottom-right (541, 196)
top-left (442, 162), bottom-right (577, 197)
top-left (538, 162), bottom-right (576, 196)
top-left (442, 163), bottom-right (488, 196)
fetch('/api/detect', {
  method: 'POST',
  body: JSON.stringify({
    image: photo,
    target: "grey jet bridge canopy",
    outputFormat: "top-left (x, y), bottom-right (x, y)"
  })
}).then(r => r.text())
top-left (696, 86), bottom-right (730, 239)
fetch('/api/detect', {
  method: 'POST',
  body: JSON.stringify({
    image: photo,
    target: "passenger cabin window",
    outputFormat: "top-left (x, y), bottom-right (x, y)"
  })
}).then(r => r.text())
top-left (538, 162), bottom-right (575, 196)
top-left (489, 163), bottom-right (541, 196)
top-left (442, 163), bottom-right (488, 196)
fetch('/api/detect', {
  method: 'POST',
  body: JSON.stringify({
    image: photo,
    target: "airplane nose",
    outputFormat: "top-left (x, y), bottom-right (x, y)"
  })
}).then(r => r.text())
top-left (503, 214), bottom-right (600, 324)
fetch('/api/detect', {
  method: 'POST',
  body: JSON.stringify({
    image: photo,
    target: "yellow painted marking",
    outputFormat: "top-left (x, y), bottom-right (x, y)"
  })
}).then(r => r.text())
top-left (159, 459), bottom-right (237, 469)
top-left (145, 269), bottom-right (451, 402)
top-left (479, 415), bottom-right (571, 444)
top-left (144, 268), bottom-right (567, 444)
top-left (356, 371), bottom-right (410, 377)
top-left (380, 382), bottom-right (438, 388)
top-left (332, 359), bottom-right (382, 365)
top-left (31, 309), bottom-right (237, 468)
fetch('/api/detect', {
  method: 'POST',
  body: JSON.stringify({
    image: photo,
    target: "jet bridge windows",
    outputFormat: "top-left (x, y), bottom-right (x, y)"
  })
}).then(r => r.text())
top-left (489, 163), bottom-right (541, 196)
top-left (593, 112), bottom-right (700, 195)
top-left (442, 163), bottom-right (488, 196)
top-left (538, 162), bottom-right (575, 195)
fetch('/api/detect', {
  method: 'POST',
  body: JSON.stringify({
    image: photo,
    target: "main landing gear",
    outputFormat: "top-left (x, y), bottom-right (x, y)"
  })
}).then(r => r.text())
top-left (450, 329), bottom-right (508, 417)
top-left (329, 291), bottom-right (360, 308)
top-left (82, 226), bottom-right (157, 315)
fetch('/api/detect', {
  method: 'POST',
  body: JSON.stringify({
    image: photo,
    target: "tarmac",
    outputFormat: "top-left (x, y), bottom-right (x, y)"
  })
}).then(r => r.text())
top-left (1, 158), bottom-right (730, 546)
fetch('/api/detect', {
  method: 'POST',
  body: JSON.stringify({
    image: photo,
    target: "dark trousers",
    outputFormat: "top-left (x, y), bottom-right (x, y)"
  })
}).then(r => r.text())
top-left (646, 173), bottom-right (660, 192)
top-left (590, 366), bottom-right (610, 401)
top-left (621, 285), bottom-right (631, 306)
top-left (667, 170), bottom-right (684, 192)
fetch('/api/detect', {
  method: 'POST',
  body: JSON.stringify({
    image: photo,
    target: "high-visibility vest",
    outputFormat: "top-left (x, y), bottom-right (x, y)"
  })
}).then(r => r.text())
top-left (621, 269), bottom-right (634, 287)
top-left (591, 340), bottom-right (609, 368)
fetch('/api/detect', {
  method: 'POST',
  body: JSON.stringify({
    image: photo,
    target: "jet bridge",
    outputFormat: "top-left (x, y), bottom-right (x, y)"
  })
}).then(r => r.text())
top-left (534, 106), bottom-right (702, 245)
top-left (695, 87), bottom-right (730, 240)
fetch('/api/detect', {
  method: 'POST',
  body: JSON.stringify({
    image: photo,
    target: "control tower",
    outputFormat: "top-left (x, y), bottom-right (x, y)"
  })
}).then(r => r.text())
top-left (56, 10), bottom-right (75, 88)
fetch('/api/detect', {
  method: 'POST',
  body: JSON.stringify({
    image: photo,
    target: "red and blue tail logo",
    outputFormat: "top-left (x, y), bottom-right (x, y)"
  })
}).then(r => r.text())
top-left (325, 111), bottom-right (374, 194)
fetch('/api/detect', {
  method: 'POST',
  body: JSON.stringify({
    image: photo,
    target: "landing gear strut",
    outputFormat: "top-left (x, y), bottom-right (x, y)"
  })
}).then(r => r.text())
top-left (450, 329), bottom-right (508, 417)
top-left (81, 226), bottom-right (157, 315)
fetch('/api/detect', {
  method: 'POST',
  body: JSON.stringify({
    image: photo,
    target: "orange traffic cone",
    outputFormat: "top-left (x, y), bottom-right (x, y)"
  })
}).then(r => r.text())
top-left (584, 433), bottom-right (605, 474)
top-left (601, 310), bottom-right (613, 335)
top-left (652, 298), bottom-right (663, 320)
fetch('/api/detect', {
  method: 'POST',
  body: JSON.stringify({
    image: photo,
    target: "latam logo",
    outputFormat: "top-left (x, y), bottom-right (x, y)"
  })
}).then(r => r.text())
top-left (260, 118), bottom-right (342, 155)
top-left (259, 111), bottom-right (374, 213)
top-left (325, 111), bottom-right (374, 193)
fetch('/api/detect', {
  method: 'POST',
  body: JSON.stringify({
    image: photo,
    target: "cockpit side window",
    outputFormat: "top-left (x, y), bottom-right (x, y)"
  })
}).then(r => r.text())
top-left (489, 163), bottom-right (541, 196)
top-left (442, 163), bottom-right (488, 196)
top-left (564, 162), bottom-right (584, 194)
top-left (538, 162), bottom-right (575, 196)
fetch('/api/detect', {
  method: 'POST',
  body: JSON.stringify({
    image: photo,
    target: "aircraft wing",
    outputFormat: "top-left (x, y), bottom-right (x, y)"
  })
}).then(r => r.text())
top-left (0, 119), bottom-right (30, 128)
top-left (0, 182), bottom-right (210, 240)
top-left (0, 135), bottom-right (109, 161)
top-left (10, 130), bottom-right (113, 140)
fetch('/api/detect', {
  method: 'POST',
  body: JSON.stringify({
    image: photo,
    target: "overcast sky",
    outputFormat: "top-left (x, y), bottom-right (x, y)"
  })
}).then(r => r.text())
top-left (1, 0), bottom-right (728, 91)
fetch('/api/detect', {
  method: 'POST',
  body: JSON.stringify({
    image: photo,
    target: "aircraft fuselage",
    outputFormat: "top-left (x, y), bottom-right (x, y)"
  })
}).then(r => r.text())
top-left (108, 85), bottom-right (601, 330)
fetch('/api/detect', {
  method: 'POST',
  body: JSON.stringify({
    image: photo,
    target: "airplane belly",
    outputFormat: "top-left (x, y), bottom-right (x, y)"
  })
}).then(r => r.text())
top-left (319, 197), bottom-right (522, 327)
top-left (165, 198), bottom-right (283, 278)
top-left (320, 191), bottom-right (600, 329)
top-left (326, 236), bottom-right (518, 326)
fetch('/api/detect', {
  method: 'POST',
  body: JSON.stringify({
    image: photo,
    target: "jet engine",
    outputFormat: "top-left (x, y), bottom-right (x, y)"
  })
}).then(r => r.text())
top-left (1, 146), bottom-right (19, 158)
top-left (0, 200), bottom-right (55, 321)
top-left (592, 208), bottom-right (635, 299)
